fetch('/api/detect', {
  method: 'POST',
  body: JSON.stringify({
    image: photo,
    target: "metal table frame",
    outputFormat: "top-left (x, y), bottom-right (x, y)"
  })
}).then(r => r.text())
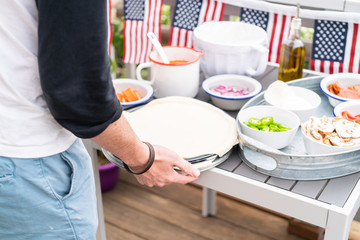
top-left (196, 152), bottom-right (360, 240)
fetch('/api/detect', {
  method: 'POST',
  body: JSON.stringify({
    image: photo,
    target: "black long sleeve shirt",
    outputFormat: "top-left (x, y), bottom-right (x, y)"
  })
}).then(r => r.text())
top-left (36, 0), bottom-right (122, 138)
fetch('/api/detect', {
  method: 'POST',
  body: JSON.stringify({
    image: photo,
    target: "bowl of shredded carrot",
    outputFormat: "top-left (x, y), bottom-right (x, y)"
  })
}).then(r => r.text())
top-left (113, 78), bottom-right (154, 108)
top-left (320, 73), bottom-right (360, 107)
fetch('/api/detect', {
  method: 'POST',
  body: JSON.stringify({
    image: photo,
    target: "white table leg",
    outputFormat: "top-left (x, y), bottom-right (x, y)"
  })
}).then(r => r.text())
top-left (324, 210), bottom-right (351, 240)
top-left (202, 187), bottom-right (217, 217)
top-left (82, 139), bottom-right (107, 240)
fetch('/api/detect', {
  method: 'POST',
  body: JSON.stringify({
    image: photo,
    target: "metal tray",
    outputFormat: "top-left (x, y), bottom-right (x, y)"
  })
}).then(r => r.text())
top-left (237, 76), bottom-right (360, 180)
top-left (102, 147), bottom-right (233, 173)
top-left (102, 99), bottom-right (235, 173)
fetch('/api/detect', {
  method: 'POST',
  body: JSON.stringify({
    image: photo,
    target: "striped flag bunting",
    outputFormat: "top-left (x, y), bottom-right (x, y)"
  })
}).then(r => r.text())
top-left (123, 0), bottom-right (163, 64)
top-left (240, 7), bottom-right (293, 63)
top-left (311, 19), bottom-right (360, 74)
top-left (169, 0), bottom-right (225, 48)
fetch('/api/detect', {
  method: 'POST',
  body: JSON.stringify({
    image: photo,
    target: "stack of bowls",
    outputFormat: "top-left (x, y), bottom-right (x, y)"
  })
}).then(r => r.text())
top-left (193, 21), bottom-right (269, 78)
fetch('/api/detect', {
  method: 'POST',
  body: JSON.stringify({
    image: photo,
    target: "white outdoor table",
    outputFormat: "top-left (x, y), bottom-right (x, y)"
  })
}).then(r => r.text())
top-left (195, 64), bottom-right (360, 240)
top-left (85, 63), bottom-right (360, 240)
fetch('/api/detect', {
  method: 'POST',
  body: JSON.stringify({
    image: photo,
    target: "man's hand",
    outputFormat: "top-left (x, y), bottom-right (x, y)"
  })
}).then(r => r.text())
top-left (134, 145), bottom-right (200, 187)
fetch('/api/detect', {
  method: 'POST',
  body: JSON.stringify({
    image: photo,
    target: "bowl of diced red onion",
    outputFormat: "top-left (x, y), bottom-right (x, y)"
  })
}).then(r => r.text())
top-left (202, 74), bottom-right (262, 110)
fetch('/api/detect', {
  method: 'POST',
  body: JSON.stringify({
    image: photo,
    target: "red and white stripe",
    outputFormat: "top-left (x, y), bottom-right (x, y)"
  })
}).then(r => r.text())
top-left (170, 0), bottom-right (224, 48)
top-left (311, 22), bottom-right (360, 74)
top-left (311, 57), bottom-right (344, 74)
top-left (123, 0), bottom-right (163, 64)
top-left (266, 12), bottom-right (293, 63)
top-left (343, 22), bottom-right (359, 73)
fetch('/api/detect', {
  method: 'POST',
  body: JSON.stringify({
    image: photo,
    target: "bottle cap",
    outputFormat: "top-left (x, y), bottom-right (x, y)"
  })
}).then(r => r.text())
top-left (291, 3), bottom-right (301, 30)
top-left (291, 18), bottom-right (302, 30)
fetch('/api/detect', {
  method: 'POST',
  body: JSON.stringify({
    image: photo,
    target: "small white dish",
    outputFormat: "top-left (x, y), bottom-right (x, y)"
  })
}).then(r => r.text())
top-left (237, 105), bottom-right (300, 149)
top-left (264, 81), bottom-right (321, 122)
top-left (333, 100), bottom-right (360, 117)
top-left (202, 74), bottom-right (262, 111)
top-left (113, 78), bottom-right (154, 107)
top-left (319, 73), bottom-right (360, 107)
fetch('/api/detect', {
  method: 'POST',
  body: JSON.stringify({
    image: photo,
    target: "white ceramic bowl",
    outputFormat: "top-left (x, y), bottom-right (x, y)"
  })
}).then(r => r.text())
top-left (333, 100), bottom-right (360, 117)
top-left (237, 106), bottom-right (300, 149)
top-left (301, 120), bottom-right (360, 155)
top-left (302, 131), bottom-right (360, 155)
top-left (202, 74), bottom-right (262, 111)
top-left (319, 73), bottom-right (360, 107)
top-left (193, 21), bottom-right (269, 78)
top-left (264, 83), bottom-right (321, 122)
top-left (113, 78), bottom-right (154, 107)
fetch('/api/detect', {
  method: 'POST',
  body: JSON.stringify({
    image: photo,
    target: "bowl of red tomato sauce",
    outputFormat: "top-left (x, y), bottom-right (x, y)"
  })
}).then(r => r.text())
top-left (113, 78), bottom-right (154, 108)
top-left (333, 101), bottom-right (360, 124)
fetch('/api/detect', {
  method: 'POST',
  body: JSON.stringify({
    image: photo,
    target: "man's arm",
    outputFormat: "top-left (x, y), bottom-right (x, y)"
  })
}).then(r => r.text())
top-left (36, 0), bottom-right (121, 138)
top-left (36, 0), bottom-right (199, 186)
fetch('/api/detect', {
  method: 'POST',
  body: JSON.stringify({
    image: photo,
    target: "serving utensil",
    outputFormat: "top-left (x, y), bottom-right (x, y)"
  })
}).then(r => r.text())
top-left (185, 153), bottom-right (218, 164)
top-left (147, 32), bottom-right (170, 64)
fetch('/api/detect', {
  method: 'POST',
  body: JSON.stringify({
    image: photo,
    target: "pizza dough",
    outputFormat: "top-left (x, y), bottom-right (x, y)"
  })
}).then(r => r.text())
top-left (124, 96), bottom-right (239, 158)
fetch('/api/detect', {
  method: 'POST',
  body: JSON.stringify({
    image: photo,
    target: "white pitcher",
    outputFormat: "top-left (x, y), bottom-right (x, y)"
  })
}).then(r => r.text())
top-left (136, 46), bottom-right (204, 98)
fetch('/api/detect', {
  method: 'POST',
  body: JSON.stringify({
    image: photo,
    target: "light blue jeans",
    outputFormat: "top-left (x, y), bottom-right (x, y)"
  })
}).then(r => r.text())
top-left (0, 139), bottom-right (98, 239)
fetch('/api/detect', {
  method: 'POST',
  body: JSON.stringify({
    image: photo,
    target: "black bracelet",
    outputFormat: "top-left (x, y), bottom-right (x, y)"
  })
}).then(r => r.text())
top-left (123, 142), bottom-right (155, 175)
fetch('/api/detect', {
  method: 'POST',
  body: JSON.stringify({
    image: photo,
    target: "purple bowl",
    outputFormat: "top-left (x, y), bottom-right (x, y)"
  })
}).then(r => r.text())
top-left (99, 163), bottom-right (120, 193)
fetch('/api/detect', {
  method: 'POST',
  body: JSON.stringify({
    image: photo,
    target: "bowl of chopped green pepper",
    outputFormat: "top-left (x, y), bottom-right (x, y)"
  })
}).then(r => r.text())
top-left (237, 105), bottom-right (300, 149)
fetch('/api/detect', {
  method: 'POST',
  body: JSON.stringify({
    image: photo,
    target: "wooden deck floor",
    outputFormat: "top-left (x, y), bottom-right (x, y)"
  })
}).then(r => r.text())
top-left (101, 170), bottom-right (360, 240)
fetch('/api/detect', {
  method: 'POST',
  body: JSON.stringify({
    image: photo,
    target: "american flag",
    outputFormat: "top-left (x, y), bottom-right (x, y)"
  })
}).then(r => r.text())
top-left (240, 7), bottom-right (293, 63)
top-left (311, 19), bottom-right (360, 74)
top-left (170, 0), bottom-right (224, 48)
top-left (123, 0), bottom-right (162, 64)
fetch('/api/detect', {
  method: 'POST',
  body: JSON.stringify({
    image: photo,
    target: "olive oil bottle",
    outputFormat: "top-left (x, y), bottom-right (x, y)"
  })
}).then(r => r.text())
top-left (278, 5), bottom-right (305, 82)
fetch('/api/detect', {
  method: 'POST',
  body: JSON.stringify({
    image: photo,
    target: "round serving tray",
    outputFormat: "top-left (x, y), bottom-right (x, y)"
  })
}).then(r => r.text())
top-left (237, 76), bottom-right (360, 180)
top-left (102, 96), bottom-right (237, 173)
top-left (102, 147), bottom-right (233, 173)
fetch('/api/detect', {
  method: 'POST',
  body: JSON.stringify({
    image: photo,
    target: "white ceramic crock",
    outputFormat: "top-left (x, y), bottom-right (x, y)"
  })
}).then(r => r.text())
top-left (193, 21), bottom-right (269, 78)
top-left (136, 46), bottom-right (204, 98)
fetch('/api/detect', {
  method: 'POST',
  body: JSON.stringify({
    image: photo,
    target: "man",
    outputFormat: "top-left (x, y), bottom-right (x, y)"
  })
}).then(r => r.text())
top-left (0, 0), bottom-right (200, 239)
